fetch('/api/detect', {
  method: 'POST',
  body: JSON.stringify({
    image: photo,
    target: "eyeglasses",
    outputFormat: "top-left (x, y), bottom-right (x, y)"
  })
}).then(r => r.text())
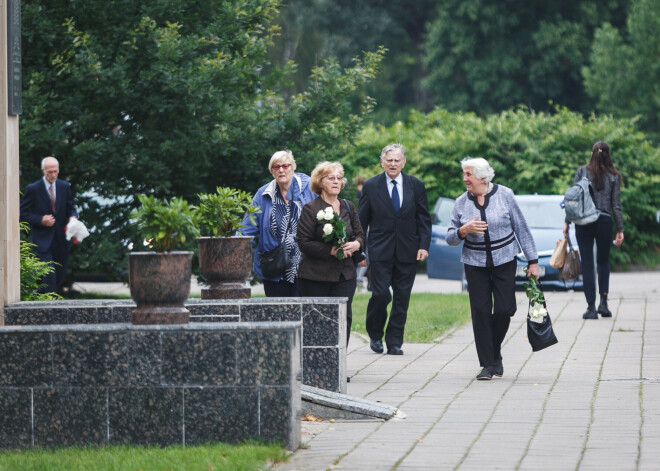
top-left (272, 163), bottom-right (291, 171)
top-left (323, 175), bottom-right (344, 182)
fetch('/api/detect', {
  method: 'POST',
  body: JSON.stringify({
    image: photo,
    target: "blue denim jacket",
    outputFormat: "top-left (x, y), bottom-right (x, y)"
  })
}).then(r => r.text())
top-left (238, 173), bottom-right (317, 280)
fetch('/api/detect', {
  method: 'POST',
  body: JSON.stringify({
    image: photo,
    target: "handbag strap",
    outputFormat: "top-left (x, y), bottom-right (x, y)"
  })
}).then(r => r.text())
top-left (565, 232), bottom-right (574, 251)
top-left (561, 234), bottom-right (578, 290)
top-left (342, 199), bottom-right (356, 237)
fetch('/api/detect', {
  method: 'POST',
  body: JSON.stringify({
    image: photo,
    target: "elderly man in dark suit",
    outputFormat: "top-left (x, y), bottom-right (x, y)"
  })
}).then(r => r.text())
top-left (20, 156), bottom-right (78, 293)
top-left (358, 143), bottom-right (432, 355)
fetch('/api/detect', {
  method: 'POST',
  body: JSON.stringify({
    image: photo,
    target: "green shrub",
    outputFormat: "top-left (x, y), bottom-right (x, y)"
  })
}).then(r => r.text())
top-left (346, 107), bottom-right (660, 268)
top-left (19, 222), bottom-right (62, 301)
top-left (130, 195), bottom-right (199, 252)
top-left (195, 187), bottom-right (260, 237)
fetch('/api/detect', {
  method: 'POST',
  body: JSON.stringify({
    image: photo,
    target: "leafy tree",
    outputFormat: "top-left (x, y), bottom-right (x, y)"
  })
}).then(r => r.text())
top-left (20, 0), bottom-right (383, 283)
top-left (346, 107), bottom-right (660, 267)
top-left (422, 0), bottom-right (628, 115)
top-left (583, 0), bottom-right (660, 140)
top-left (269, 0), bottom-right (437, 123)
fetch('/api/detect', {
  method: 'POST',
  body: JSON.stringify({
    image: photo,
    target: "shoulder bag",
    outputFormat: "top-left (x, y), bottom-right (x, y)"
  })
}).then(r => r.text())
top-left (259, 205), bottom-right (292, 278)
top-left (527, 285), bottom-right (559, 352)
top-left (342, 199), bottom-right (366, 263)
top-left (559, 233), bottom-right (581, 282)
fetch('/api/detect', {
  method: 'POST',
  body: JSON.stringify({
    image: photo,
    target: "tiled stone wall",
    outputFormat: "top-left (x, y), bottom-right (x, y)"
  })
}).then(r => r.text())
top-left (4, 298), bottom-right (348, 393)
top-left (0, 322), bottom-right (301, 450)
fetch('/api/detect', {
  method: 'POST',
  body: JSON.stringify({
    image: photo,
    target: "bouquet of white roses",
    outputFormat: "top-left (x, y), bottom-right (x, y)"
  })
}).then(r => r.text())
top-left (524, 272), bottom-right (547, 323)
top-left (316, 207), bottom-right (348, 259)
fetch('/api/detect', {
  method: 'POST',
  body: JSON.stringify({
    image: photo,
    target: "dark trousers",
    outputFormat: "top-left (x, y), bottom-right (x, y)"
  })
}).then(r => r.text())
top-left (36, 242), bottom-right (69, 293)
top-left (263, 279), bottom-right (299, 297)
top-left (366, 260), bottom-right (417, 349)
top-left (575, 214), bottom-right (613, 306)
top-left (464, 260), bottom-right (517, 368)
top-left (298, 276), bottom-right (357, 346)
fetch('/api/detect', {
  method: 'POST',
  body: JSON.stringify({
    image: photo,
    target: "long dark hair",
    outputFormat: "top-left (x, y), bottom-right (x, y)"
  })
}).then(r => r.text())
top-left (586, 141), bottom-right (622, 191)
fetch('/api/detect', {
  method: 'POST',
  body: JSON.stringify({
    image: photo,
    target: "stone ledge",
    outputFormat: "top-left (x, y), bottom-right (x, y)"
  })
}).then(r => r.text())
top-left (301, 385), bottom-right (398, 420)
top-left (4, 298), bottom-right (348, 393)
top-left (0, 322), bottom-right (301, 450)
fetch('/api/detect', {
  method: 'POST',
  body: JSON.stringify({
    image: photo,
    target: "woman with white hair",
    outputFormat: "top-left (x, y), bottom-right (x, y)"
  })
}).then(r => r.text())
top-left (446, 157), bottom-right (539, 380)
top-left (239, 150), bottom-right (317, 296)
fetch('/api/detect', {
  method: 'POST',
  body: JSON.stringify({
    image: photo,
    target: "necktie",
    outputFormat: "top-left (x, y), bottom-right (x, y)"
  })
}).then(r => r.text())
top-left (391, 180), bottom-right (400, 213)
top-left (48, 184), bottom-right (56, 212)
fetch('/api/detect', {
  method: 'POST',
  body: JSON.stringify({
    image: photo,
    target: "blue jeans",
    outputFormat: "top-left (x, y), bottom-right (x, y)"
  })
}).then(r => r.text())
top-left (575, 214), bottom-right (613, 306)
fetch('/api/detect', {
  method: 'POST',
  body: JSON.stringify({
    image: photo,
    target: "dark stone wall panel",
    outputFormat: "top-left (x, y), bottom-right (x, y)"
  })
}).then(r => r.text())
top-left (0, 332), bottom-right (52, 386)
top-left (184, 387), bottom-right (259, 445)
top-left (52, 332), bottom-right (129, 387)
top-left (109, 388), bottom-right (182, 446)
top-left (0, 389), bottom-right (32, 448)
top-left (33, 388), bottom-right (107, 448)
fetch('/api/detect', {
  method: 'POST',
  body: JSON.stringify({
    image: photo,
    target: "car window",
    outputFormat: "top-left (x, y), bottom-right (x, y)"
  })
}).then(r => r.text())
top-left (517, 199), bottom-right (565, 229)
top-left (433, 198), bottom-right (455, 226)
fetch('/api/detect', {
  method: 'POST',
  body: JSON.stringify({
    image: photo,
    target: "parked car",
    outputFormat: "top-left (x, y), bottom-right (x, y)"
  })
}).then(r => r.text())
top-left (427, 194), bottom-right (583, 291)
top-left (427, 197), bottom-right (465, 284)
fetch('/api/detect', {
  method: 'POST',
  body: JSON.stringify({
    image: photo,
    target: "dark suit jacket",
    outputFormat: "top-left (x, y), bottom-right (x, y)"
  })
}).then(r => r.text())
top-left (20, 178), bottom-right (77, 253)
top-left (358, 172), bottom-right (431, 263)
top-left (296, 197), bottom-right (365, 282)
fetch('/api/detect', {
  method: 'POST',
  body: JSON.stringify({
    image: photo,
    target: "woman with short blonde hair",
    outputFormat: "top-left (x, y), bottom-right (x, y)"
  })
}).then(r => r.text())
top-left (297, 161), bottom-right (365, 347)
top-left (239, 150), bottom-right (316, 296)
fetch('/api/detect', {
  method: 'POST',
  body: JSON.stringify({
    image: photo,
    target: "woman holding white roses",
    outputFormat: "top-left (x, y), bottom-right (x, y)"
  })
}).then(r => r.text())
top-left (447, 157), bottom-right (539, 381)
top-left (296, 161), bottom-right (366, 346)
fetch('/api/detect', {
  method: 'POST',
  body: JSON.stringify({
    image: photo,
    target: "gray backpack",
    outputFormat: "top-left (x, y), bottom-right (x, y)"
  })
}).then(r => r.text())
top-left (564, 169), bottom-right (600, 225)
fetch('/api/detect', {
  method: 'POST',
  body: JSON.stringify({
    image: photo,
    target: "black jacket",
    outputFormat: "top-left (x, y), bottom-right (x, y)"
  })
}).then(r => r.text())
top-left (358, 172), bottom-right (431, 263)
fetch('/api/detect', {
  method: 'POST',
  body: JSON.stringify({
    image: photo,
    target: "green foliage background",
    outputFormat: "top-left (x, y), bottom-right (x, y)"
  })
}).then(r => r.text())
top-left (343, 107), bottom-right (660, 267)
top-left (19, 0), bottom-right (383, 283)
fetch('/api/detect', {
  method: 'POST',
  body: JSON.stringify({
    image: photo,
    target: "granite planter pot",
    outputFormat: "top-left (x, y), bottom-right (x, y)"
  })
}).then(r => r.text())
top-left (129, 251), bottom-right (193, 324)
top-left (197, 236), bottom-right (253, 299)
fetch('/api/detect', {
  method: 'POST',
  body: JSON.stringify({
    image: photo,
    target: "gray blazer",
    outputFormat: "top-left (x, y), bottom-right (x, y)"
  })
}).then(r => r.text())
top-left (446, 184), bottom-right (537, 267)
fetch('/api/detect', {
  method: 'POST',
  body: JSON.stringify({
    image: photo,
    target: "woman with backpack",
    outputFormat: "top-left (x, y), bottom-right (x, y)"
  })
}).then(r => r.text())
top-left (563, 141), bottom-right (624, 320)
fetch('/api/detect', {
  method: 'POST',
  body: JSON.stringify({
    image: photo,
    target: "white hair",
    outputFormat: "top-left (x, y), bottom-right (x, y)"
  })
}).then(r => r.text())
top-left (461, 157), bottom-right (494, 184)
top-left (380, 143), bottom-right (406, 161)
top-left (41, 156), bottom-right (59, 169)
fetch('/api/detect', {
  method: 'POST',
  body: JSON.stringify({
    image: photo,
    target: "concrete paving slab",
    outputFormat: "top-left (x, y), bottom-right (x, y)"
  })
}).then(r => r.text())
top-left (273, 271), bottom-right (660, 470)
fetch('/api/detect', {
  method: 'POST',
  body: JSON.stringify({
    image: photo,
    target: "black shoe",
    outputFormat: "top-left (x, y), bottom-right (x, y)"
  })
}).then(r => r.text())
top-left (369, 339), bottom-right (384, 354)
top-left (583, 305), bottom-right (598, 320)
top-left (387, 346), bottom-right (404, 355)
top-left (476, 367), bottom-right (493, 380)
top-left (493, 360), bottom-right (503, 378)
top-left (598, 295), bottom-right (612, 317)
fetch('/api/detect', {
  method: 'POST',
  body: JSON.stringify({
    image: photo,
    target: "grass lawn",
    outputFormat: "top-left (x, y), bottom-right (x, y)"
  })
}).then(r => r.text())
top-left (0, 441), bottom-right (289, 471)
top-left (351, 292), bottom-right (471, 343)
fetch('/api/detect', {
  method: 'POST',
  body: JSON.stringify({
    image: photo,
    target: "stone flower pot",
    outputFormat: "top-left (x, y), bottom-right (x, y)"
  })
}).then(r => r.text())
top-left (129, 251), bottom-right (193, 324)
top-left (197, 236), bottom-right (254, 299)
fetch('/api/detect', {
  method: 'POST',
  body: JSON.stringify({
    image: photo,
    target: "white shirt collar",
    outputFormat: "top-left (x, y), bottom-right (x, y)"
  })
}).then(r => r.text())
top-left (389, 173), bottom-right (403, 186)
top-left (43, 177), bottom-right (55, 189)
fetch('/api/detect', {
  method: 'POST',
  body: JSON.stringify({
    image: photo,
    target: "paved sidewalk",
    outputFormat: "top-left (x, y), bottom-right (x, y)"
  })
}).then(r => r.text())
top-left (275, 272), bottom-right (660, 470)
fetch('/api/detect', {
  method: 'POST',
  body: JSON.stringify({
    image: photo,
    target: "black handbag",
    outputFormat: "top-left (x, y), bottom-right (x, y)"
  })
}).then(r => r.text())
top-left (560, 233), bottom-right (581, 282)
top-left (259, 206), bottom-right (292, 278)
top-left (527, 288), bottom-right (558, 352)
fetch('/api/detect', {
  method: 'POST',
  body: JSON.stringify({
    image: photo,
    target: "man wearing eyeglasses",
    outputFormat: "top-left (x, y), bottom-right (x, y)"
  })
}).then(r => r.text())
top-left (358, 143), bottom-right (432, 355)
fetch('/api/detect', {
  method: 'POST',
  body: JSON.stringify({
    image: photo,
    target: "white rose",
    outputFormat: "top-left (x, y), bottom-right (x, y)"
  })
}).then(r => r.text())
top-left (323, 223), bottom-right (333, 236)
top-left (529, 304), bottom-right (548, 322)
top-left (323, 207), bottom-right (334, 220)
top-left (316, 210), bottom-right (325, 220)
